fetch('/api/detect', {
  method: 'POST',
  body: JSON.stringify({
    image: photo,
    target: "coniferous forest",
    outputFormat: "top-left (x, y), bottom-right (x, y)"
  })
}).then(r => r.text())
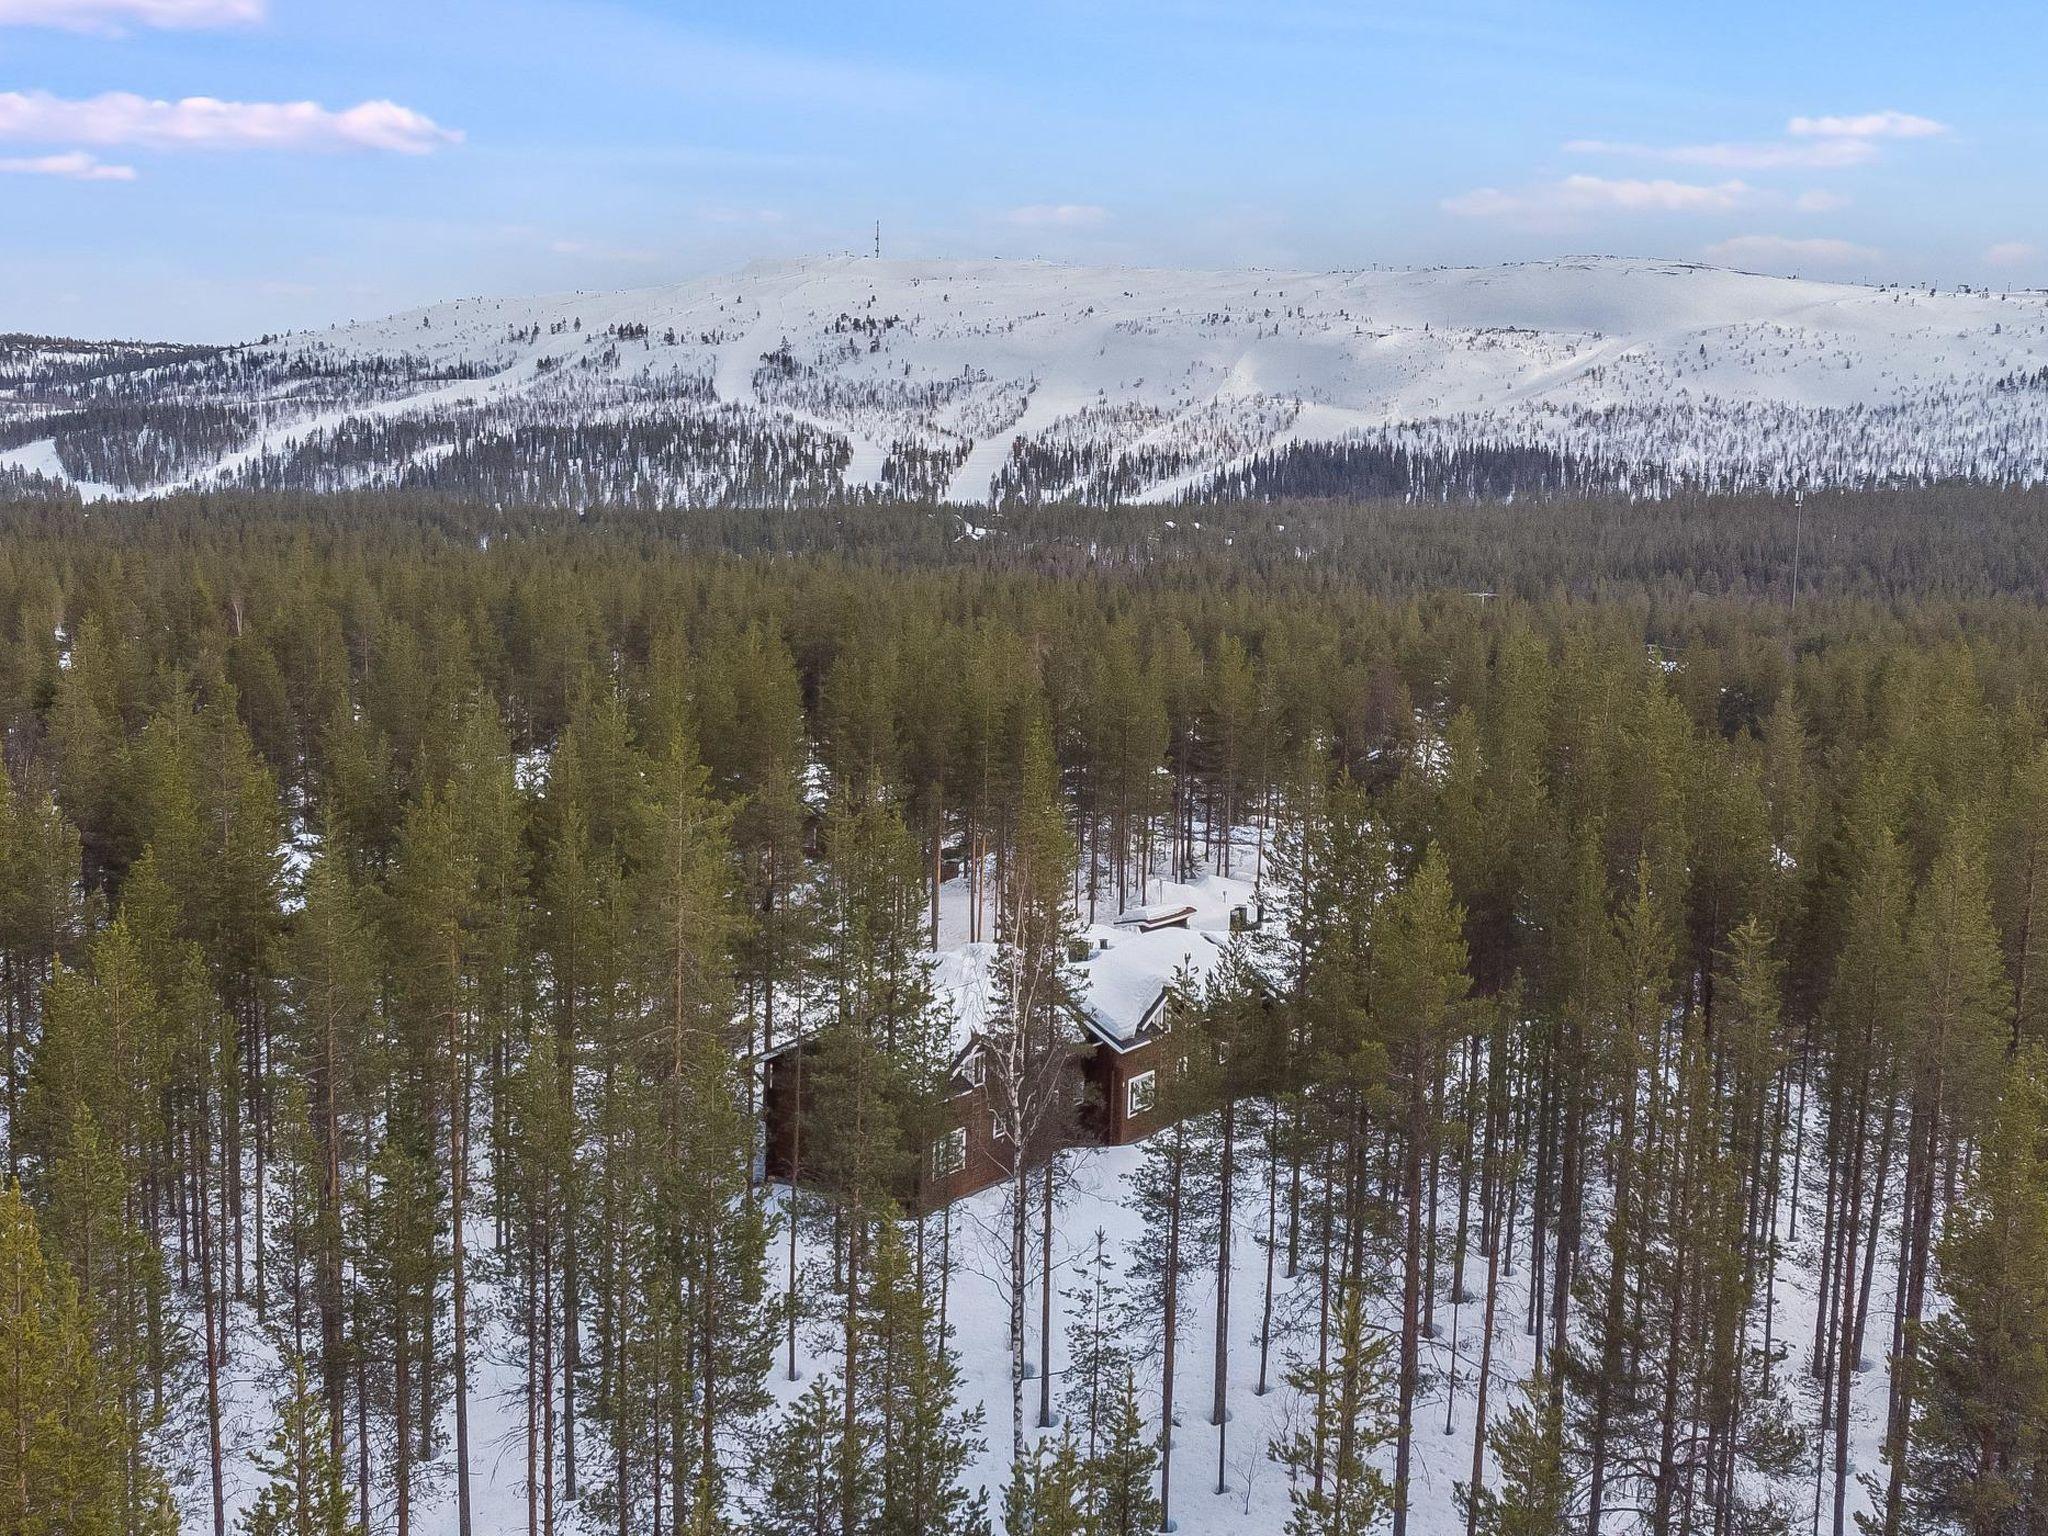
top-left (0, 488), bottom-right (2044, 1536)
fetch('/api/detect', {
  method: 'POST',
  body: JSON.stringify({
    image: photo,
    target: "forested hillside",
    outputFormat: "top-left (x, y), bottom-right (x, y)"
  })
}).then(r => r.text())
top-left (0, 494), bottom-right (2042, 1536)
top-left (4, 256), bottom-right (2046, 508)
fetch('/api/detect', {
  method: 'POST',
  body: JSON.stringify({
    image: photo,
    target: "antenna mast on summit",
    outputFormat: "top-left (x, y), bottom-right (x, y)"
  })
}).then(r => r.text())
top-left (874, 220), bottom-right (881, 259)
top-left (1790, 489), bottom-right (1805, 618)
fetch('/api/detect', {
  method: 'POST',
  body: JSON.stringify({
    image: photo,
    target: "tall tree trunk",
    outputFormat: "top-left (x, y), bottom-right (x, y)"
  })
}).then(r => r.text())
top-left (1212, 1094), bottom-right (1234, 1494)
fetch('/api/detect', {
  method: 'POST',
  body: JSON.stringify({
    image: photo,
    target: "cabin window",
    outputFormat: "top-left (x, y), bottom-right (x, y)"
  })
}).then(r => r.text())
top-left (933, 1126), bottom-right (967, 1178)
top-left (961, 1048), bottom-right (985, 1088)
top-left (992, 1114), bottom-right (1010, 1142)
top-left (1126, 1070), bottom-right (1158, 1119)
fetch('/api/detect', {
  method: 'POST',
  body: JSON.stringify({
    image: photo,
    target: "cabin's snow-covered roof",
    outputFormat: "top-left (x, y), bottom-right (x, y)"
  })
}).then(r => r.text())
top-left (1082, 876), bottom-right (1261, 1042)
top-left (1078, 876), bottom-right (1260, 1044)
top-left (1073, 926), bottom-right (1207, 1044)
top-left (932, 941), bottom-right (1001, 1058)
top-left (924, 875), bottom-right (1260, 1054)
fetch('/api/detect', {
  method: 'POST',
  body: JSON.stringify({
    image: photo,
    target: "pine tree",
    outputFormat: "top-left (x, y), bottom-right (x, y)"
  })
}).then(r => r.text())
top-left (635, 724), bottom-right (774, 1532)
top-left (1884, 820), bottom-right (2013, 1532)
top-left (1375, 843), bottom-right (1470, 1536)
top-left (1907, 1052), bottom-right (2048, 1536)
top-left (241, 1353), bottom-right (353, 1536)
top-left (1272, 1277), bottom-right (1395, 1536)
top-left (0, 776), bottom-right (82, 1178)
top-left (1093, 1369), bottom-right (1163, 1536)
top-left (986, 715), bottom-right (1082, 1465)
top-left (1462, 1368), bottom-right (1573, 1536)
top-left (360, 1127), bottom-right (444, 1536)
top-left (867, 1218), bottom-right (991, 1536)
top-left (42, 1105), bottom-right (173, 1528)
top-left (752, 1375), bottom-right (855, 1536)
top-left (1128, 1102), bottom-right (1197, 1530)
top-left (1059, 1229), bottom-right (1130, 1467)
top-left (284, 854), bottom-right (378, 1476)
top-left (0, 1183), bottom-right (174, 1536)
top-left (501, 1017), bottom-right (575, 1536)
top-left (1995, 745), bottom-right (2048, 1050)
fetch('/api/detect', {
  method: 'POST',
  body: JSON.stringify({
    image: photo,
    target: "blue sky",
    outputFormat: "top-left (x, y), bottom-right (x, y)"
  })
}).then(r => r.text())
top-left (1, 0), bottom-right (2042, 340)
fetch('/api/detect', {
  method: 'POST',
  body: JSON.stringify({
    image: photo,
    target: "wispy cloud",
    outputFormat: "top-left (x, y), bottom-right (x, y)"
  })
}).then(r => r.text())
top-left (1566, 111), bottom-right (1948, 177)
top-left (1794, 189), bottom-right (1850, 212)
top-left (1001, 203), bottom-right (1111, 229)
top-left (1985, 241), bottom-right (2039, 268)
top-left (1444, 174), bottom-right (1749, 221)
top-left (0, 148), bottom-right (134, 180)
top-left (1566, 137), bottom-right (1877, 170)
top-left (1705, 234), bottom-right (1879, 269)
top-left (1787, 110), bottom-right (1947, 139)
top-left (0, 0), bottom-right (261, 30)
top-left (0, 91), bottom-right (461, 154)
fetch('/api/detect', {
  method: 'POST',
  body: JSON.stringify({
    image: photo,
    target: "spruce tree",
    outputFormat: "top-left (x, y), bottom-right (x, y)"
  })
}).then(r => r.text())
top-left (1001, 1429), bottom-right (1090, 1536)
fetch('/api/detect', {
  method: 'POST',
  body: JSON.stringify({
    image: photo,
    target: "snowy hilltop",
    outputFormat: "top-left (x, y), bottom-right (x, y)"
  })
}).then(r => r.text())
top-left (5, 254), bottom-right (2047, 506)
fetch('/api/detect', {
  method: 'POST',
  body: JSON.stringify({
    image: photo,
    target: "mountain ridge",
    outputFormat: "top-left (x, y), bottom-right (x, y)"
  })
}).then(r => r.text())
top-left (4, 253), bottom-right (2045, 507)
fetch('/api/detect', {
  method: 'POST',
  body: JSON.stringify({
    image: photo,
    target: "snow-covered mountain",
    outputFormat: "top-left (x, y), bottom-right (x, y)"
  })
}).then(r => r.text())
top-left (5, 254), bottom-right (2047, 506)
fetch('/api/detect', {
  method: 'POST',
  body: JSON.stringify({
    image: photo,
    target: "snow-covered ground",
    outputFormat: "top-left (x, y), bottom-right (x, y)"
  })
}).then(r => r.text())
top-left (189, 1115), bottom-right (1899, 1536)
top-left (13, 254), bottom-right (2048, 504)
top-left (180, 843), bottom-right (1902, 1536)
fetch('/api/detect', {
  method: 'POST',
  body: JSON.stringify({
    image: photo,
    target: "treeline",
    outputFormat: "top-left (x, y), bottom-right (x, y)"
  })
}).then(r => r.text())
top-left (5, 486), bottom-right (2047, 604)
top-left (1192, 436), bottom-right (1642, 503)
top-left (0, 495), bottom-right (2040, 1534)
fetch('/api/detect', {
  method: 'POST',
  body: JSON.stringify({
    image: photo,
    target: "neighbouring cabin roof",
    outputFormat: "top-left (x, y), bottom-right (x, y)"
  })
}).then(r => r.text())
top-left (1113, 901), bottom-right (1198, 931)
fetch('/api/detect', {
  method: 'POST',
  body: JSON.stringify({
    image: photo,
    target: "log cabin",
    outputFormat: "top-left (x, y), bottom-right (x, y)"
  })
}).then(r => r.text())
top-left (760, 876), bottom-right (1267, 1208)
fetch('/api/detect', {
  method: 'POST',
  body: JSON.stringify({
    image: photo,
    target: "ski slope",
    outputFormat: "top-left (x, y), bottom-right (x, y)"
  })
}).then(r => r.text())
top-left (9, 254), bottom-right (2048, 504)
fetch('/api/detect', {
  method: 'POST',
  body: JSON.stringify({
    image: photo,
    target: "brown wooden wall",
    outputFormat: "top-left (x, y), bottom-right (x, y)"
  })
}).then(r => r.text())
top-left (764, 1031), bottom-right (1177, 1209)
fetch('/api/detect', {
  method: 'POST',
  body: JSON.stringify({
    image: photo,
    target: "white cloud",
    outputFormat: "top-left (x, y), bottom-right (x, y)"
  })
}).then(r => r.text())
top-left (1985, 241), bottom-right (2040, 267)
top-left (1705, 234), bottom-right (1880, 269)
top-left (0, 91), bottom-right (460, 154)
top-left (1795, 189), bottom-right (1850, 212)
top-left (1787, 110), bottom-right (1948, 139)
top-left (1566, 136), bottom-right (1877, 170)
top-left (1444, 174), bottom-right (1750, 220)
top-left (0, 148), bottom-right (134, 180)
top-left (1001, 203), bottom-right (1111, 228)
top-left (0, 0), bottom-right (260, 29)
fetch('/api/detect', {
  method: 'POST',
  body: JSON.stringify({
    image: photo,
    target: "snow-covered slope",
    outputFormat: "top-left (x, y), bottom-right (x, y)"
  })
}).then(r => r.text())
top-left (8, 255), bottom-right (2048, 505)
